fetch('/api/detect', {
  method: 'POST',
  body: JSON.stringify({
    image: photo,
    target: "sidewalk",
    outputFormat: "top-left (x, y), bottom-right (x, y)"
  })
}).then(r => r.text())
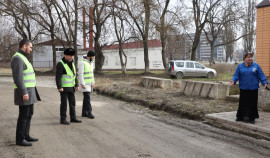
top-left (205, 111), bottom-right (270, 140)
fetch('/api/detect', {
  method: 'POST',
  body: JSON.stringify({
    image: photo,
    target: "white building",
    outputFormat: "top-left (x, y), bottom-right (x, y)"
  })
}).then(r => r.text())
top-left (79, 39), bottom-right (164, 70)
top-left (33, 39), bottom-right (81, 68)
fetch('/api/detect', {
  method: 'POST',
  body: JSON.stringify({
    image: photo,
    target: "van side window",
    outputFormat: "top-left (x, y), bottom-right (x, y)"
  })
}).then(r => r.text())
top-left (186, 62), bottom-right (194, 68)
top-left (195, 63), bottom-right (204, 69)
top-left (175, 62), bottom-right (184, 67)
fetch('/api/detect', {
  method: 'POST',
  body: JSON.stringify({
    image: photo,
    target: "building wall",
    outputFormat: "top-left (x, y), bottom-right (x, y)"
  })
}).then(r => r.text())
top-left (33, 46), bottom-right (65, 68)
top-left (79, 47), bottom-right (164, 70)
top-left (256, 6), bottom-right (270, 76)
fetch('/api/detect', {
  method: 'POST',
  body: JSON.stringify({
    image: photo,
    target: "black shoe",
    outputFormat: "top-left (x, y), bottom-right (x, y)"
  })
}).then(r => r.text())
top-left (60, 120), bottom-right (70, 125)
top-left (235, 117), bottom-right (242, 122)
top-left (88, 113), bottom-right (95, 119)
top-left (82, 113), bottom-right (88, 117)
top-left (16, 139), bottom-right (32, 146)
top-left (70, 118), bottom-right (82, 123)
top-left (25, 137), bottom-right (38, 142)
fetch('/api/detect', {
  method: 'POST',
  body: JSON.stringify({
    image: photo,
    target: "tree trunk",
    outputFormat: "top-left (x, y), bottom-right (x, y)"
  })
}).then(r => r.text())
top-left (143, 39), bottom-right (149, 74)
top-left (191, 31), bottom-right (202, 61)
top-left (210, 44), bottom-right (215, 66)
top-left (94, 40), bottom-right (104, 72)
top-left (51, 36), bottom-right (57, 72)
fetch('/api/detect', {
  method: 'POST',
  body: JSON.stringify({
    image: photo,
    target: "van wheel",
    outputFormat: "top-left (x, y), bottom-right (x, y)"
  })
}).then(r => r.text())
top-left (207, 72), bottom-right (214, 79)
top-left (176, 72), bottom-right (183, 79)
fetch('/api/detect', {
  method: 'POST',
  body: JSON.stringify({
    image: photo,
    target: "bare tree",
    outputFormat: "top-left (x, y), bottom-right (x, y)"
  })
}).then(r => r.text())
top-left (151, 0), bottom-right (171, 70)
top-left (25, 0), bottom-right (59, 72)
top-left (190, 0), bottom-right (221, 61)
top-left (53, 0), bottom-right (80, 67)
top-left (111, 0), bottom-right (128, 75)
top-left (85, 0), bottom-right (111, 72)
top-left (0, 0), bottom-right (43, 63)
top-left (120, 0), bottom-right (153, 74)
top-left (203, 0), bottom-right (240, 65)
top-left (242, 0), bottom-right (256, 53)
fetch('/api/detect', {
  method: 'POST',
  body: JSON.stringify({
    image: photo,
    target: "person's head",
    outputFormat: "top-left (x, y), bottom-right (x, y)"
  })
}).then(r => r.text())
top-left (64, 48), bottom-right (75, 62)
top-left (243, 52), bottom-right (253, 64)
top-left (19, 39), bottom-right (32, 55)
top-left (87, 50), bottom-right (95, 61)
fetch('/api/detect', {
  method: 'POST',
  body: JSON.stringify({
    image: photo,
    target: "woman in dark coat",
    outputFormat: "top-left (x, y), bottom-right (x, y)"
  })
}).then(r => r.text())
top-left (229, 53), bottom-right (268, 124)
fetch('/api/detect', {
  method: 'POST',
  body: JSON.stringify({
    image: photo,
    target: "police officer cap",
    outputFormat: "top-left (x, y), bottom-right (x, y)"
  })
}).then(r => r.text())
top-left (64, 48), bottom-right (75, 56)
top-left (87, 50), bottom-right (95, 57)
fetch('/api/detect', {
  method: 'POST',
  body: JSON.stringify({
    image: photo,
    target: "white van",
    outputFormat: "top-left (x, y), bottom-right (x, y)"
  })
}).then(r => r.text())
top-left (167, 60), bottom-right (217, 79)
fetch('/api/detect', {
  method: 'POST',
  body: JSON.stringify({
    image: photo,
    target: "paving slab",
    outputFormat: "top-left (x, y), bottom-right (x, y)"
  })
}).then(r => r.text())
top-left (205, 111), bottom-right (270, 140)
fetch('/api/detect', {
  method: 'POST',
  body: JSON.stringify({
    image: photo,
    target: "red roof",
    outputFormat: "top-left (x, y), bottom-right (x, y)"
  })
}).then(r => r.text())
top-left (102, 39), bottom-right (161, 50)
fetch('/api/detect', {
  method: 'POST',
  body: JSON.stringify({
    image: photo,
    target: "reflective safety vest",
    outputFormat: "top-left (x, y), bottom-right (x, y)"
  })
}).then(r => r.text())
top-left (60, 60), bottom-right (76, 87)
top-left (12, 52), bottom-right (36, 88)
top-left (80, 59), bottom-right (94, 84)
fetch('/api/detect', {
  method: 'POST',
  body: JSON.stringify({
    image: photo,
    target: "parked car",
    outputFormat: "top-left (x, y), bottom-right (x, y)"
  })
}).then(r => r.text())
top-left (167, 60), bottom-right (217, 79)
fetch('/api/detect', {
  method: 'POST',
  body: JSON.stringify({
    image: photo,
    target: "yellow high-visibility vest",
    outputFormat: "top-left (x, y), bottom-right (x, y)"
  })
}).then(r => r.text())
top-left (12, 52), bottom-right (36, 88)
top-left (60, 60), bottom-right (76, 87)
top-left (80, 59), bottom-right (94, 84)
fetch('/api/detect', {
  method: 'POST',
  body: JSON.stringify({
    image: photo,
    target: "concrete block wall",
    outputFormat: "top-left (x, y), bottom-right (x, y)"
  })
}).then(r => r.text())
top-left (181, 80), bottom-right (230, 100)
top-left (141, 76), bottom-right (173, 88)
top-left (258, 85), bottom-right (270, 111)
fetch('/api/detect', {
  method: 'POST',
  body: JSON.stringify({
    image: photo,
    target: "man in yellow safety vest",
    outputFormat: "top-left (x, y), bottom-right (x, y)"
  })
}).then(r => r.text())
top-left (56, 48), bottom-right (82, 125)
top-left (78, 51), bottom-right (95, 119)
top-left (11, 39), bottom-right (41, 146)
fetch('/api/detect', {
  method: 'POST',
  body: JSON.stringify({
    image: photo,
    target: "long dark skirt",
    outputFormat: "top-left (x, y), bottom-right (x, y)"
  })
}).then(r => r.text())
top-left (237, 89), bottom-right (259, 120)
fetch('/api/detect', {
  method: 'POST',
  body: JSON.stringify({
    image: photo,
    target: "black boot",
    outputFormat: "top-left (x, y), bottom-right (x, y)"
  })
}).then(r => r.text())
top-left (16, 139), bottom-right (32, 146)
top-left (88, 113), bottom-right (95, 119)
top-left (60, 119), bottom-right (70, 125)
top-left (70, 118), bottom-right (82, 123)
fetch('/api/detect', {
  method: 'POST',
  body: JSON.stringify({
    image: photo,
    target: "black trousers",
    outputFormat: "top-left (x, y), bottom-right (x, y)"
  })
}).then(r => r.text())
top-left (82, 92), bottom-right (92, 115)
top-left (60, 92), bottom-right (76, 120)
top-left (16, 104), bottom-right (33, 142)
top-left (237, 89), bottom-right (259, 120)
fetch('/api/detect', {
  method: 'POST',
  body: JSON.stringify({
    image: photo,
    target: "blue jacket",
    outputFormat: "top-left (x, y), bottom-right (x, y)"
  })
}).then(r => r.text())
top-left (232, 62), bottom-right (268, 90)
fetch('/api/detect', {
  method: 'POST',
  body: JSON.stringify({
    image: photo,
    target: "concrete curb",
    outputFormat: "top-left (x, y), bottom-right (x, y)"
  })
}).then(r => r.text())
top-left (205, 112), bottom-right (270, 141)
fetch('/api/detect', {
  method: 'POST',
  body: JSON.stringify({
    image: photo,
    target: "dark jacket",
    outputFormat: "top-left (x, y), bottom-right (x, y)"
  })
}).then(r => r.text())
top-left (55, 57), bottom-right (78, 92)
top-left (11, 49), bottom-right (41, 105)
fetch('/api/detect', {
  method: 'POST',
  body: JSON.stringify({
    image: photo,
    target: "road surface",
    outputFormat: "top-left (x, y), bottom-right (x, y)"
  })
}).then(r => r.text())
top-left (0, 76), bottom-right (270, 158)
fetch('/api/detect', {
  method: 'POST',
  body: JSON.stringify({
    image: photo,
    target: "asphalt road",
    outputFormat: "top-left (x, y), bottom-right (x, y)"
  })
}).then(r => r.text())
top-left (0, 77), bottom-right (270, 158)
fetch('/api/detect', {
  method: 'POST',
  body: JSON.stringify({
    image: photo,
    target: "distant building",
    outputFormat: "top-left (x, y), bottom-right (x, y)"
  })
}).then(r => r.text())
top-left (79, 39), bottom-right (163, 70)
top-left (166, 33), bottom-right (225, 62)
top-left (33, 39), bottom-right (81, 68)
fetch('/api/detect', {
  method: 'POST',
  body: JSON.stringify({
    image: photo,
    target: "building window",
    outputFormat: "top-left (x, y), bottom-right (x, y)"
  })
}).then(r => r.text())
top-left (130, 57), bottom-right (136, 66)
top-left (55, 48), bottom-right (65, 52)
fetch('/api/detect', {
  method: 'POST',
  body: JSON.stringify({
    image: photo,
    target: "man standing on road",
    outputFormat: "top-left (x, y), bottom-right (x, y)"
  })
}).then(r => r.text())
top-left (11, 39), bottom-right (41, 146)
top-left (56, 48), bottom-right (82, 125)
top-left (78, 51), bottom-right (95, 119)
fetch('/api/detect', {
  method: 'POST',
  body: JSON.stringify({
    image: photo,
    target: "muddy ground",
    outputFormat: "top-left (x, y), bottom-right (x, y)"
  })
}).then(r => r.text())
top-left (94, 74), bottom-right (239, 120)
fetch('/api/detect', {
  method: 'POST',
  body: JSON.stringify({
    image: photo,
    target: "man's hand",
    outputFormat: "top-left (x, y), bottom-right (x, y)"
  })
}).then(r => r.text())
top-left (229, 80), bottom-right (234, 86)
top-left (58, 88), bottom-right (64, 92)
top-left (92, 84), bottom-right (95, 89)
top-left (82, 85), bottom-right (86, 89)
top-left (75, 86), bottom-right (79, 91)
top-left (23, 94), bottom-right (29, 101)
